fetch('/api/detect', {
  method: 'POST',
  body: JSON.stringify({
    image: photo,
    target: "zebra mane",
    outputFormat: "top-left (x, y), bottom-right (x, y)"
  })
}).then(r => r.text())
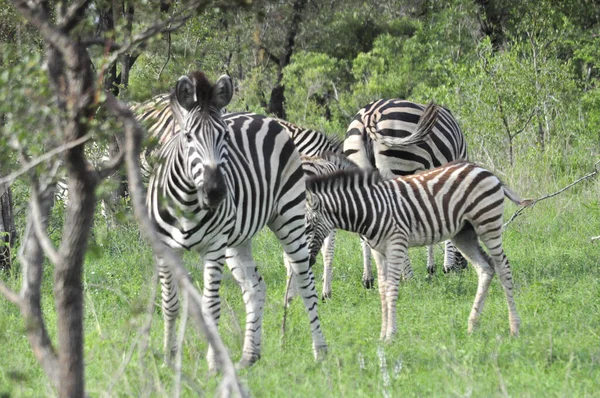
top-left (302, 152), bottom-right (359, 169)
top-left (376, 101), bottom-right (439, 148)
top-left (305, 167), bottom-right (382, 193)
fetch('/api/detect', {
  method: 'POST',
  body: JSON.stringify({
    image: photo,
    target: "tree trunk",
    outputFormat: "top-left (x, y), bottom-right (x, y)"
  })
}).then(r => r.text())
top-left (266, 0), bottom-right (308, 119)
top-left (0, 185), bottom-right (16, 271)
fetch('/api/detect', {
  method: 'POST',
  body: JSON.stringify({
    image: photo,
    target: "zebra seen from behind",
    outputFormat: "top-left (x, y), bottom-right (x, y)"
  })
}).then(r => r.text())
top-left (344, 99), bottom-right (469, 286)
top-left (147, 71), bottom-right (327, 371)
top-left (304, 158), bottom-right (530, 341)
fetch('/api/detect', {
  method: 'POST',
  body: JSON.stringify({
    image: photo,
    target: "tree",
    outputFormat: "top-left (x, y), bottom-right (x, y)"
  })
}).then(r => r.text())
top-left (0, 1), bottom-right (246, 396)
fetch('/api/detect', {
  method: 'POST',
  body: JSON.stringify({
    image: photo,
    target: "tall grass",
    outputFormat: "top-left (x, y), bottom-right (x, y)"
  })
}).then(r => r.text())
top-left (1, 176), bottom-right (599, 397)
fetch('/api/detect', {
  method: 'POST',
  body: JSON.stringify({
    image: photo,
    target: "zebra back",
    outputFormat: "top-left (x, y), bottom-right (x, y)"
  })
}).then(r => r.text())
top-left (344, 99), bottom-right (468, 178)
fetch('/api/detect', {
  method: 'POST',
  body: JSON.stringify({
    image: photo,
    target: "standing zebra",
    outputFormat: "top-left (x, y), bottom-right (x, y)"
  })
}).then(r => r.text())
top-left (344, 99), bottom-right (469, 286)
top-left (300, 153), bottom-right (359, 299)
top-left (134, 95), bottom-right (345, 299)
top-left (147, 71), bottom-right (327, 370)
top-left (304, 158), bottom-right (529, 341)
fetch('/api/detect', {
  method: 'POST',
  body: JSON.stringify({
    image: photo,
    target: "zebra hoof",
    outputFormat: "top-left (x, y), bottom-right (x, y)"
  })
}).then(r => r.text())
top-left (236, 354), bottom-right (261, 369)
top-left (321, 291), bottom-right (332, 302)
top-left (313, 344), bottom-right (328, 362)
top-left (362, 278), bottom-right (375, 289)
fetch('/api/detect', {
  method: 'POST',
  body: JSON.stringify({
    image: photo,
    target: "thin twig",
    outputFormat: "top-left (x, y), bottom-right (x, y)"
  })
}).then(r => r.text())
top-left (0, 133), bottom-right (92, 196)
top-left (157, 30), bottom-right (172, 80)
top-left (0, 279), bottom-right (21, 305)
top-left (591, 236), bottom-right (600, 243)
top-left (96, 150), bottom-right (124, 180)
top-left (503, 160), bottom-right (600, 229)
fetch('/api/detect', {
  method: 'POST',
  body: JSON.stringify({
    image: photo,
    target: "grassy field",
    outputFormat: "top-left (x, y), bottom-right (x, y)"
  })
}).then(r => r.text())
top-left (1, 177), bottom-right (599, 397)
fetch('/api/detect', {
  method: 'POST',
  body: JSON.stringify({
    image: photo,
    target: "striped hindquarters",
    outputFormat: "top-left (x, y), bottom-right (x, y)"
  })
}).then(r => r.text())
top-left (344, 99), bottom-right (467, 177)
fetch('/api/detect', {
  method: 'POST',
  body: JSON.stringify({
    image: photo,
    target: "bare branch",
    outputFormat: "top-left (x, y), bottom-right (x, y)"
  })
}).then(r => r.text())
top-left (96, 150), bottom-right (124, 180)
top-left (99, 0), bottom-right (211, 78)
top-left (0, 133), bottom-right (92, 196)
top-left (157, 31), bottom-right (172, 80)
top-left (30, 184), bottom-right (63, 266)
top-left (0, 279), bottom-right (22, 306)
top-left (57, 0), bottom-right (91, 32)
top-left (504, 160), bottom-right (600, 229)
top-left (10, 1), bottom-right (73, 54)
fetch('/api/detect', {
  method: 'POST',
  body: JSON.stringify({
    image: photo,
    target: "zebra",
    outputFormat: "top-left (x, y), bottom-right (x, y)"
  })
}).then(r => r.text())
top-left (303, 158), bottom-right (529, 341)
top-left (146, 71), bottom-right (327, 371)
top-left (133, 94), bottom-right (346, 299)
top-left (344, 99), bottom-right (469, 287)
top-left (300, 153), bottom-right (360, 299)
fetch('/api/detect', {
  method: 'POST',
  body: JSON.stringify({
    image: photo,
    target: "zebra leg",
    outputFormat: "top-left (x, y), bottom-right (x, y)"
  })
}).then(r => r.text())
top-left (450, 227), bottom-right (495, 334)
top-left (282, 253), bottom-right (298, 305)
top-left (157, 256), bottom-right (180, 363)
top-left (201, 243), bottom-right (227, 373)
top-left (479, 235), bottom-right (521, 336)
top-left (426, 245), bottom-right (435, 275)
top-left (321, 230), bottom-right (337, 300)
top-left (361, 237), bottom-right (374, 289)
top-left (383, 240), bottom-right (412, 342)
top-left (372, 249), bottom-right (388, 340)
top-left (270, 219), bottom-right (328, 360)
top-left (226, 242), bottom-right (266, 368)
top-left (443, 240), bottom-right (469, 273)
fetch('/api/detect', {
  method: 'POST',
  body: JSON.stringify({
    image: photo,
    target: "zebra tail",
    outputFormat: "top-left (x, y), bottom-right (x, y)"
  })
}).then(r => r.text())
top-left (377, 102), bottom-right (439, 148)
top-left (503, 186), bottom-right (534, 207)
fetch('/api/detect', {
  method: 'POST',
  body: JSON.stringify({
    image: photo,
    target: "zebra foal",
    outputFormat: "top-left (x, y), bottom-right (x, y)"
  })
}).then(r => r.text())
top-left (344, 99), bottom-right (469, 285)
top-left (304, 159), bottom-right (529, 341)
top-left (147, 71), bottom-right (327, 370)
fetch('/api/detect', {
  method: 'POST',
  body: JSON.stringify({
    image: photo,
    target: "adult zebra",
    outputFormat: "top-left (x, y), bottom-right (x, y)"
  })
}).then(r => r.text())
top-left (147, 71), bottom-right (327, 370)
top-left (303, 157), bottom-right (529, 341)
top-left (134, 94), bottom-right (344, 299)
top-left (344, 99), bottom-right (469, 287)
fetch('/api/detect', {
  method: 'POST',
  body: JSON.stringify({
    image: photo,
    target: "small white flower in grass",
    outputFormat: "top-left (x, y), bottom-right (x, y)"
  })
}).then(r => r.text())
top-left (377, 345), bottom-right (390, 388)
top-left (357, 352), bottom-right (366, 371)
top-left (393, 358), bottom-right (403, 379)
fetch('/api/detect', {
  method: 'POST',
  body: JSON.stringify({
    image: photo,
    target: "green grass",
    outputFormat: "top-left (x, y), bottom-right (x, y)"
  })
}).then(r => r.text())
top-left (1, 184), bottom-right (600, 397)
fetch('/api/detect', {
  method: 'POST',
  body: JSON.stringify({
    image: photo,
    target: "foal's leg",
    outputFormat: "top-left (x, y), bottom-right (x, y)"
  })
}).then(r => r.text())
top-left (450, 226), bottom-right (494, 334)
top-left (321, 229), bottom-right (337, 300)
top-left (383, 239), bottom-right (412, 342)
top-left (361, 237), bottom-right (374, 288)
top-left (478, 230), bottom-right (521, 336)
top-left (372, 249), bottom-right (388, 340)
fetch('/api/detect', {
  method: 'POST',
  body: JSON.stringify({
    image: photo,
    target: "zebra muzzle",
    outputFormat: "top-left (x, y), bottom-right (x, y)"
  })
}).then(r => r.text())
top-left (202, 166), bottom-right (226, 208)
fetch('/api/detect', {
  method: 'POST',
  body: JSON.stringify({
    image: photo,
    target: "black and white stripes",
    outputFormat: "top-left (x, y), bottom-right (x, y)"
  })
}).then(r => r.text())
top-left (304, 159), bottom-right (528, 341)
top-left (344, 99), bottom-right (469, 279)
top-left (146, 71), bottom-right (327, 370)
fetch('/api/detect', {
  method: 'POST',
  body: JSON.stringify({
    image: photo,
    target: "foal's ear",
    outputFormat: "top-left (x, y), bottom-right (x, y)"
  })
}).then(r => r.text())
top-left (213, 75), bottom-right (233, 110)
top-left (175, 75), bottom-right (197, 111)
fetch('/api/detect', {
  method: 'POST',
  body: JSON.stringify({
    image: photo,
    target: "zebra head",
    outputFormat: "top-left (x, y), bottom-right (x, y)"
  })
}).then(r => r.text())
top-left (304, 189), bottom-right (334, 266)
top-left (172, 71), bottom-right (233, 210)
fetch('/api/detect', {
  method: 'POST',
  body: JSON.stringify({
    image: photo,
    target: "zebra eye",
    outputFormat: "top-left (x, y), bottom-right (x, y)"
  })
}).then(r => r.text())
top-left (185, 133), bottom-right (193, 143)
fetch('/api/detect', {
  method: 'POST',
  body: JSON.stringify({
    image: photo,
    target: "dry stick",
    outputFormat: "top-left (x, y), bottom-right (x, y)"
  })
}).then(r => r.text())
top-left (174, 289), bottom-right (189, 398)
top-left (281, 274), bottom-right (293, 346)
top-left (503, 159), bottom-right (600, 230)
top-left (0, 133), bottom-right (92, 197)
top-left (105, 93), bottom-right (246, 398)
top-left (591, 236), bottom-right (600, 243)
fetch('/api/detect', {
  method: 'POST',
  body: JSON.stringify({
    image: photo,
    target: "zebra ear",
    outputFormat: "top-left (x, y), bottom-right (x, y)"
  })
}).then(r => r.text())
top-left (213, 75), bottom-right (233, 110)
top-left (175, 75), bottom-right (197, 111)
